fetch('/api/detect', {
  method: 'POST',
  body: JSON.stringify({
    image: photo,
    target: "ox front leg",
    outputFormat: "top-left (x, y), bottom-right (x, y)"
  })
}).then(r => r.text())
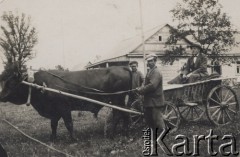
top-left (105, 109), bottom-right (122, 139)
top-left (62, 112), bottom-right (77, 142)
top-left (50, 116), bottom-right (61, 142)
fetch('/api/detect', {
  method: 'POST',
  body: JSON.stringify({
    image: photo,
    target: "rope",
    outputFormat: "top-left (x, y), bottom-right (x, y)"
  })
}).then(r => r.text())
top-left (79, 89), bottom-right (137, 95)
top-left (45, 71), bottom-right (105, 93)
top-left (2, 119), bottom-right (76, 157)
top-left (22, 81), bottom-right (143, 115)
top-left (56, 85), bottom-right (137, 95)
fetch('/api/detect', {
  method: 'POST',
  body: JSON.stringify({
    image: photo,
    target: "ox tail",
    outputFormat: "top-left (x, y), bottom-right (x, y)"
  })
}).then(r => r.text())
top-left (122, 66), bottom-right (133, 106)
top-left (122, 66), bottom-right (133, 90)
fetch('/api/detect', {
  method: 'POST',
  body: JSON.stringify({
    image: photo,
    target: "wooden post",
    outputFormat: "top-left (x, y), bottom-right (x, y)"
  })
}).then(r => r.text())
top-left (139, 0), bottom-right (146, 75)
top-left (21, 81), bottom-right (143, 115)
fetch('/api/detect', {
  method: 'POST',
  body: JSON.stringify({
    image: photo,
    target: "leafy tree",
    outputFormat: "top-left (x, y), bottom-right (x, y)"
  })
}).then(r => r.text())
top-left (55, 65), bottom-right (69, 71)
top-left (163, 0), bottom-right (239, 64)
top-left (0, 11), bottom-right (38, 74)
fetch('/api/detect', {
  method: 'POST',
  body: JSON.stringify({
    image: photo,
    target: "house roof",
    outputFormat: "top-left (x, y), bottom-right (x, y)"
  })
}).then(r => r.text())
top-left (86, 24), bottom-right (191, 68)
top-left (86, 24), bottom-right (240, 68)
top-left (104, 23), bottom-right (198, 57)
top-left (85, 24), bottom-right (168, 68)
top-left (99, 24), bottom-right (167, 61)
top-left (110, 24), bottom-right (166, 57)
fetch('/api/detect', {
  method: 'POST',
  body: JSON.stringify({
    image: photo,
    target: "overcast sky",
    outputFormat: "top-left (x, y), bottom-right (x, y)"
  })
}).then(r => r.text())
top-left (0, 0), bottom-right (240, 72)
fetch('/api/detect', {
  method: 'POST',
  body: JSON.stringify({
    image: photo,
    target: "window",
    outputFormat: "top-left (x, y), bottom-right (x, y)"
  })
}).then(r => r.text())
top-left (159, 36), bottom-right (162, 41)
top-left (236, 61), bottom-right (240, 75)
top-left (211, 60), bottom-right (222, 75)
top-left (237, 66), bottom-right (240, 74)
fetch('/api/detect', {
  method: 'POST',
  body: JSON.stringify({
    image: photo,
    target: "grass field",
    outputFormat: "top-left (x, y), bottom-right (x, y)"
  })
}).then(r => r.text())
top-left (1, 88), bottom-right (240, 157)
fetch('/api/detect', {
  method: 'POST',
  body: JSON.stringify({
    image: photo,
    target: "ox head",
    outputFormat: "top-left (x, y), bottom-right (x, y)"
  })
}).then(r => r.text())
top-left (0, 65), bottom-right (28, 104)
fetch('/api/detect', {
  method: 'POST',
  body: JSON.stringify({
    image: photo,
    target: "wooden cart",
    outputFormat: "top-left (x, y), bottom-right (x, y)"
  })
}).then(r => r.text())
top-left (130, 77), bottom-right (239, 130)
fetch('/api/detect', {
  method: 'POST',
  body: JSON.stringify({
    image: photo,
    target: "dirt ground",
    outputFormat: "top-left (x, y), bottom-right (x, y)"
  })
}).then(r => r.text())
top-left (0, 88), bottom-right (240, 157)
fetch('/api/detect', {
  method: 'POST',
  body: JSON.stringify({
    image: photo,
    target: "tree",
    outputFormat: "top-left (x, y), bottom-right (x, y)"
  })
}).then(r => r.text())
top-left (55, 65), bottom-right (69, 71)
top-left (163, 0), bottom-right (239, 64)
top-left (0, 11), bottom-right (38, 73)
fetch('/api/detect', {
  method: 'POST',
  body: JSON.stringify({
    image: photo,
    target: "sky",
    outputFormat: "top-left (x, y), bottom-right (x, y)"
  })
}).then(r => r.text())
top-left (0, 0), bottom-right (240, 72)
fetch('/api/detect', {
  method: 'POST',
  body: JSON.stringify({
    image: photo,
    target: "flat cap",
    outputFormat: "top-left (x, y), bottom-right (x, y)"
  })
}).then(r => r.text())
top-left (129, 61), bottom-right (138, 65)
top-left (145, 53), bottom-right (157, 61)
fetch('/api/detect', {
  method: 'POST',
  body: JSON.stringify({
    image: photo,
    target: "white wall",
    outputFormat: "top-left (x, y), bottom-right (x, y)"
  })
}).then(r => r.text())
top-left (222, 64), bottom-right (238, 78)
top-left (129, 57), bottom-right (186, 84)
top-left (158, 60), bottom-right (186, 84)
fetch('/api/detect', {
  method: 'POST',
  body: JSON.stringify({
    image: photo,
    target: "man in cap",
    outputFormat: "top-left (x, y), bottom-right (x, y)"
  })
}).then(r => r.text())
top-left (129, 61), bottom-right (144, 90)
top-left (127, 61), bottom-right (144, 106)
top-left (129, 61), bottom-right (144, 99)
top-left (129, 61), bottom-right (144, 89)
top-left (136, 53), bottom-right (165, 155)
top-left (168, 44), bottom-right (208, 84)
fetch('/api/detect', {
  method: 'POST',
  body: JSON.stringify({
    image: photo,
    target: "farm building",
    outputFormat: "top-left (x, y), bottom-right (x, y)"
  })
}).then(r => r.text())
top-left (85, 24), bottom-right (240, 84)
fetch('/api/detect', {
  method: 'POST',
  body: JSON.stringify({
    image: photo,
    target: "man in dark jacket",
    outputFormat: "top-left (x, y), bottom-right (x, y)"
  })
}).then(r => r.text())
top-left (127, 61), bottom-right (144, 109)
top-left (129, 61), bottom-right (144, 89)
top-left (137, 53), bottom-right (165, 155)
top-left (168, 44), bottom-right (208, 84)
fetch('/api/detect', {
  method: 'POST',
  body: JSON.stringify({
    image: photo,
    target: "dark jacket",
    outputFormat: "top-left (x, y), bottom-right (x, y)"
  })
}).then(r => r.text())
top-left (183, 53), bottom-right (208, 76)
top-left (139, 66), bottom-right (164, 107)
top-left (131, 70), bottom-right (144, 89)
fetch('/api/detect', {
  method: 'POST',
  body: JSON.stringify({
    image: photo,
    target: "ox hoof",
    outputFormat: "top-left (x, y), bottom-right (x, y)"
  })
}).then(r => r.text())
top-left (106, 133), bottom-right (114, 139)
top-left (26, 103), bottom-right (31, 106)
top-left (70, 134), bottom-right (78, 142)
top-left (70, 137), bottom-right (78, 143)
top-left (122, 130), bottom-right (129, 138)
top-left (50, 135), bottom-right (57, 143)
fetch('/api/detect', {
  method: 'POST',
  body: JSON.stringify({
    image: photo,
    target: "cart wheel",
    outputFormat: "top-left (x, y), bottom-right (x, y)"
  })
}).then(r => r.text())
top-left (207, 85), bottom-right (239, 125)
top-left (163, 103), bottom-right (180, 132)
top-left (129, 99), bottom-right (143, 128)
top-left (177, 102), bottom-right (206, 122)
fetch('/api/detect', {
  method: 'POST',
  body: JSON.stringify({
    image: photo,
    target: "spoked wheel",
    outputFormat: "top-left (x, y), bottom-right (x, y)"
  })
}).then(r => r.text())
top-left (207, 85), bottom-right (239, 125)
top-left (163, 102), bottom-right (180, 132)
top-left (129, 99), bottom-right (144, 128)
top-left (177, 102), bottom-right (206, 122)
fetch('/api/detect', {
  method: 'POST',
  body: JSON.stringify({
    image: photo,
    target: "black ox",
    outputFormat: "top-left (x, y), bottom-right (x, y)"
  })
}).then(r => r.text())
top-left (0, 66), bottom-right (132, 141)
